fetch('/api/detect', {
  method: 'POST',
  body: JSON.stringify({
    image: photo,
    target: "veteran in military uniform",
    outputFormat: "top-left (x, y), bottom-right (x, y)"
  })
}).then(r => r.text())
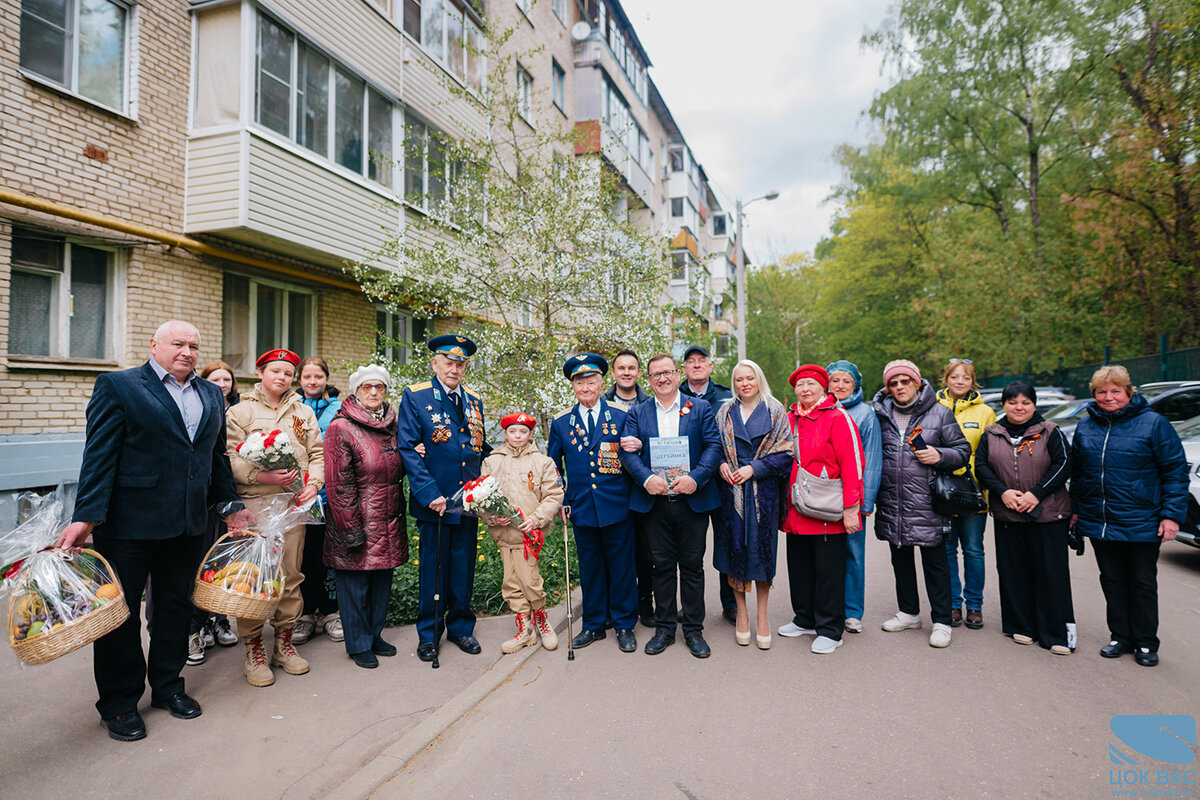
top-left (397, 335), bottom-right (490, 661)
top-left (546, 353), bottom-right (639, 653)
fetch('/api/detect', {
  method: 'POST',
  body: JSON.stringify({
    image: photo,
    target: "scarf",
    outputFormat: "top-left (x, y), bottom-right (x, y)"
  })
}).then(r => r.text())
top-left (716, 396), bottom-right (793, 523)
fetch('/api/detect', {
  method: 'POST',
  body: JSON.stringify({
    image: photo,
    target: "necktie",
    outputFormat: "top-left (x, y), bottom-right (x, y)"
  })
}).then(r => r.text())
top-left (452, 391), bottom-right (463, 416)
top-left (586, 409), bottom-right (595, 437)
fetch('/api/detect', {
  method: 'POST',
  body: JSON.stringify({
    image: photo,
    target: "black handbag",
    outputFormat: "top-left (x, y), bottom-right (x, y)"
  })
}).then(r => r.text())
top-left (930, 468), bottom-right (987, 516)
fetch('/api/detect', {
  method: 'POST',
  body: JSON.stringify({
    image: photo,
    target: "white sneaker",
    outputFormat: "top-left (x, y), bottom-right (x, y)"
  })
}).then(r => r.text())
top-left (186, 632), bottom-right (206, 666)
top-left (881, 612), bottom-right (922, 632)
top-left (811, 635), bottom-right (843, 654)
top-left (777, 621), bottom-right (817, 637)
top-left (929, 623), bottom-right (952, 648)
top-left (324, 614), bottom-right (344, 643)
top-left (844, 618), bottom-right (863, 634)
top-left (199, 622), bottom-right (216, 649)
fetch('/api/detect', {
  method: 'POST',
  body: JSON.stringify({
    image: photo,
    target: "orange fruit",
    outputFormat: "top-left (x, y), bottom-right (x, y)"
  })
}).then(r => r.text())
top-left (95, 583), bottom-right (120, 601)
top-left (231, 581), bottom-right (254, 595)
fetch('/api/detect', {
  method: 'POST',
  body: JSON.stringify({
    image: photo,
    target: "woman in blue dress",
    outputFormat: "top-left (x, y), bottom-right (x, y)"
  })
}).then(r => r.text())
top-left (714, 360), bottom-right (794, 649)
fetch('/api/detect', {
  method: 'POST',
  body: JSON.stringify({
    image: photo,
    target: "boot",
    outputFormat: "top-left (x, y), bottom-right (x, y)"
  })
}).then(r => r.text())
top-left (532, 608), bottom-right (558, 651)
top-left (501, 613), bottom-right (536, 654)
top-left (271, 626), bottom-right (311, 675)
top-left (243, 635), bottom-right (275, 687)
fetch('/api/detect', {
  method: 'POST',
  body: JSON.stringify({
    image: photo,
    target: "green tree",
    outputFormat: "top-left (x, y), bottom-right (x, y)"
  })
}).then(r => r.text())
top-left (745, 254), bottom-right (823, 394)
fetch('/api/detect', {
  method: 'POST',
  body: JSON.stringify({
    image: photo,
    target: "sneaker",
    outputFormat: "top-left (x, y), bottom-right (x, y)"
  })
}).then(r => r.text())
top-left (777, 621), bottom-right (817, 637)
top-left (929, 623), bottom-right (952, 648)
top-left (213, 617), bottom-right (238, 647)
top-left (199, 622), bottom-right (216, 649)
top-left (844, 618), bottom-right (863, 634)
top-left (811, 635), bottom-right (843, 654)
top-left (323, 614), bottom-right (344, 643)
top-left (292, 615), bottom-right (317, 645)
top-left (881, 612), bottom-right (922, 632)
top-left (186, 631), bottom-right (206, 666)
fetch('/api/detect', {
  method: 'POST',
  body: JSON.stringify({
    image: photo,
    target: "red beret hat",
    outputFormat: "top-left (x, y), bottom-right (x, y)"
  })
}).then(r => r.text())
top-left (788, 364), bottom-right (830, 390)
top-left (500, 412), bottom-right (537, 430)
top-left (255, 348), bottom-right (301, 370)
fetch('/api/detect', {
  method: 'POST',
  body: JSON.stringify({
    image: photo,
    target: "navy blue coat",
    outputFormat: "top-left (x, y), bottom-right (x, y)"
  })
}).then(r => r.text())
top-left (72, 362), bottom-right (239, 539)
top-left (396, 379), bottom-right (490, 524)
top-left (619, 394), bottom-right (722, 514)
top-left (546, 399), bottom-right (631, 528)
top-left (1070, 393), bottom-right (1189, 542)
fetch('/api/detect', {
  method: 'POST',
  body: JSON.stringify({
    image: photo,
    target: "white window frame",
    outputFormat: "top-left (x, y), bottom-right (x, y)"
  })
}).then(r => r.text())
top-left (552, 0), bottom-right (567, 25)
top-left (222, 273), bottom-right (317, 375)
top-left (376, 307), bottom-right (419, 365)
top-left (404, 111), bottom-right (456, 211)
top-left (670, 251), bottom-right (693, 286)
top-left (404, 0), bottom-right (486, 93)
top-left (516, 66), bottom-right (532, 122)
top-left (551, 58), bottom-right (565, 111)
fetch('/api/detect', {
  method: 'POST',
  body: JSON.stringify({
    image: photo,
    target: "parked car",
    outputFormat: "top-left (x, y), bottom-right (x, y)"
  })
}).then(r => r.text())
top-left (982, 386), bottom-right (1072, 414)
top-left (1137, 380), bottom-right (1200, 400)
top-left (1035, 399), bottom-right (1093, 443)
top-left (1173, 414), bottom-right (1200, 549)
top-left (1147, 385), bottom-right (1200, 425)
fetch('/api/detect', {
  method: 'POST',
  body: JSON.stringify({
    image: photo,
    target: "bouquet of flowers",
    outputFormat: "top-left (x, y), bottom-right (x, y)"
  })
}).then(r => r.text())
top-left (448, 476), bottom-right (544, 560)
top-left (235, 429), bottom-right (304, 493)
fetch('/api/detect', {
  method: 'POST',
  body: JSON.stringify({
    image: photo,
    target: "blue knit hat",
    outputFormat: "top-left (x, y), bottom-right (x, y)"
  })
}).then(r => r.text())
top-left (825, 360), bottom-right (862, 390)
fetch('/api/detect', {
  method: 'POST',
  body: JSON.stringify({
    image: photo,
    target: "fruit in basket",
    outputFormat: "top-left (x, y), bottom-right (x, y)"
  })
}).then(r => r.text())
top-left (200, 569), bottom-right (217, 583)
top-left (95, 583), bottom-right (119, 601)
top-left (230, 581), bottom-right (255, 595)
top-left (262, 579), bottom-right (281, 597)
top-left (27, 620), bottom-right (44, 637)
top-left (213, 561), bottom-right (260, 585)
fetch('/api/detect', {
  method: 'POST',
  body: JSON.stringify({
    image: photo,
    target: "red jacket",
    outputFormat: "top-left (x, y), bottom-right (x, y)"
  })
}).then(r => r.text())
top-left (782, 394), bottom-right (866, 535)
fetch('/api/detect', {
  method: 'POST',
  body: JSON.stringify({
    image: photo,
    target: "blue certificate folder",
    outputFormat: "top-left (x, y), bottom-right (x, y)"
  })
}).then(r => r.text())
top-left (649, 436), bottom-right (691, 491)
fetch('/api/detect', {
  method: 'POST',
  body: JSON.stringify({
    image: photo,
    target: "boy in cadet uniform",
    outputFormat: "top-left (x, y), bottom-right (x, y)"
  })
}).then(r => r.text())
top-left (547, 353), bottom-right (639, 653)
top-left (481, 413), bottom-right (564, 653)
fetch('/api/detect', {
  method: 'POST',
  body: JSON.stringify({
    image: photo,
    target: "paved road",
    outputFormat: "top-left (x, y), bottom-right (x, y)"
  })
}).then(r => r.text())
top-left (382, 520), bottom-right (1199, 800)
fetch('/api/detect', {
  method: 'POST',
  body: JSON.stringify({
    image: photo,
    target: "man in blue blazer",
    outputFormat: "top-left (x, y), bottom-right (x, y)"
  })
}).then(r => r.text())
top-left (397, 334), bottom-right (490, 662)
top-left (547, 353), bottom-right (637, 653)
top-left (619, 353), bottom-right (722, 658)
top-left (58, 321), bottom-right (247, 742)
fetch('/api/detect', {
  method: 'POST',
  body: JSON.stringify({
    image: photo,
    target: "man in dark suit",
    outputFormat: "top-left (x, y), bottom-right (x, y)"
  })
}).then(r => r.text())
top-left (619, 353), bottom-right (722, 658)
top-left (547, 353), bottom-right (637, 653)
top-left (396, 334), bottom-right (490, 662)
top-left (58, 320), bottom-right (248, 742)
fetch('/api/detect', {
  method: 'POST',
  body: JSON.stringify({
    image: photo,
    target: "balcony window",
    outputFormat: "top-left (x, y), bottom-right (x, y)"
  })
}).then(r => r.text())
top-left (712, 213), bottom-right (727, 237)
top-left (404, 112), bottom-right (455, 208)
top-left (552, 59), bottom-right (565, 111)
top-left (222, 274), bottom-right (314, 375)
top-left (670, 252), bottom-right (690, 284)
top-left (669, 147), bottom-right (684, 173)
top-left (376, 308), bottom-right (426, 365)
top-left (20, 0), bottom-right (131, 113)
top-left (405, 0), bottom-right (485, 90)
top-left (256, 14), bottom-right (293, 136)
top-left (334, 69), bottom-right (364, 173)
top-left (296, 45), bottom-right (330, 155)
top-left (670, 198), bottom-right (683, 218)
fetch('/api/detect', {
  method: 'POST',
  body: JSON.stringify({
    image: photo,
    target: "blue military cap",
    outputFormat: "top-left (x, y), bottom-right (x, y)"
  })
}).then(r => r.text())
top-left (563, 353), bottom-right (608, 380)
top-left (428, 334), bottom-right (477, 362)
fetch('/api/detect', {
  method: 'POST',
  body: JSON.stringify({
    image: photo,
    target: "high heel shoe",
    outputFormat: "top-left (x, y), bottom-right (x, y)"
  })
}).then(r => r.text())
top-left (756, 633), bottom-right (772, 650)
top-left (735, 628), bottom-right (751, 646)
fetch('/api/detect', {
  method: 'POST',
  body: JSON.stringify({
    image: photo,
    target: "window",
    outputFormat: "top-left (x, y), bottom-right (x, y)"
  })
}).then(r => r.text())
top-left (551, 59), bottom-right (564, 111)
top-left (222, 274), bottom-right (315, 374)
top-left (712, 213), bottom-right (727, 237)
top-left (404, 112), bottom-right (454, 207)
top-left (1152, 389), bottom-right (1200, 422)
top-left (516, 67), bottom-right (532, 121)
top-left (20, 0), bottom-right (131, 113)
top-left (334, 69), bottom-right (364, 173)
top-left (376, 308), bottom-right (426, 365)
top-left (552, 0), bottom-right (567, 23)
top-left (256, 14), bottom-right (293, 136)
top-left (296, 44), bottom-right (329, 155)
top-left (8, 228), bottom-right (118, 360)
top-left (670, 198), bottom-right (683, 218)
top-left (715, 335), bottom-right (730, 358)
top-left (515, 0), bottom-right (531, 16)
top-left (670, 252), bottom-right (690, 284)
top-left (404, 0), bottom-right (485, 90)
top-left (669, 147), bottom-right (684, 173)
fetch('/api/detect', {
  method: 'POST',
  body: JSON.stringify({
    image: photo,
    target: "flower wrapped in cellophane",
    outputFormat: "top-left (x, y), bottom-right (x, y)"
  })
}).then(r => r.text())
top-left (234, 429), bottom-right (304, 493)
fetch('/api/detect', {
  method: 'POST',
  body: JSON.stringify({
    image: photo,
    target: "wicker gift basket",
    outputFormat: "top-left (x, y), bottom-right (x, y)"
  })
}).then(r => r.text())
top-left (192, 531), bottom-right (284, 620)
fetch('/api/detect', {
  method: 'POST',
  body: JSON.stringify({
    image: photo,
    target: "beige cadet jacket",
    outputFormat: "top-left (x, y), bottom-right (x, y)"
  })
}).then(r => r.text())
top-left (481, 441), bottom-right (563, 547)
top-left (226, 385), bottom-right (325, 497)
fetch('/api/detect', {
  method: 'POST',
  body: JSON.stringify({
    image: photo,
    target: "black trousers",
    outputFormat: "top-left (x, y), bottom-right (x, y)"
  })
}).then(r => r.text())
top-left (633, 512), bottom-right (655, 621)
top-left (299, 521), bottom-right (339, 616)
top-left (994, 519), bottom-right (1073, 648)
top-left (643, 497), bottom-right (707, 637)
top-left (890, 541), bottom-right (952, 625)
top-left (91, 533), bottom-right (206, 720)
top-left (1092, 538), bottom-right (1161, 651)
top-left (786, 533), bottom-right (847, 640)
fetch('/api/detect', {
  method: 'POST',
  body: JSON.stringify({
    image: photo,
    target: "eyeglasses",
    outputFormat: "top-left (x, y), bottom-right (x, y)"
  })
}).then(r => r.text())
top-left (948, 358), bottom-right (974, 365)
top-left (887, 377), bottom-right (915, 388)
top-left (648, 369), bottom-right (677, 381)
top-left (359, 383), bottom-right (387, 394)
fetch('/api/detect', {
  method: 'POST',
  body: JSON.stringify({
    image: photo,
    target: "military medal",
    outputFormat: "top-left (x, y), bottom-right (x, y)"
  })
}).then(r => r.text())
top-left (291, 415), bottom-right (306, 441)
top-left (432, 427), bottom-right (451, 443)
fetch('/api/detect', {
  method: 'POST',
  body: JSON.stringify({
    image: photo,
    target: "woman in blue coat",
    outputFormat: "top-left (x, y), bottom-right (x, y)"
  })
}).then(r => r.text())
top-left (1070, 365), bottom-right (1188, 667)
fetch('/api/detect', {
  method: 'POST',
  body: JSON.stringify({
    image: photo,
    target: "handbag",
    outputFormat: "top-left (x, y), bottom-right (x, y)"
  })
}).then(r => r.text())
top-left (929, 467), bottom-right (987, 516)
top-left (789, 425), bottom-right (844, 522)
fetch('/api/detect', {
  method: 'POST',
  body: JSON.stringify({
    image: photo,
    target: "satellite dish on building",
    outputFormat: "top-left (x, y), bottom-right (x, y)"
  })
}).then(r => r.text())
top-left (571, 21), bottom-right (591, 41)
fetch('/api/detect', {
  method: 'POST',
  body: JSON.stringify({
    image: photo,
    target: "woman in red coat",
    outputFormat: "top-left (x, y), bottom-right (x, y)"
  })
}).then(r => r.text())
top-left (778, 364), bottom-right (865, 655)
top-left (324, 365), bottom-right (407, 669)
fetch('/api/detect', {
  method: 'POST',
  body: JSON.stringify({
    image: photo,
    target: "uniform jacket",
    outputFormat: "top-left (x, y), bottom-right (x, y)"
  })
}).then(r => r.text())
top-left (619, 394), bottom-right (723, 514)
top-left (226, 385), bottom-right (325, 497)
top-left (872, 381), bottom-right (971, 547)
top-left (72, 362), bottom-right (239, 539)
top-left (481, 441), bottom-right (564, 547)
top-left (837, 388), bottom-right (882, 513)
top-left (782, 394), bottom-right (866, 535)
top-left (396, 378), bottom-right (490, 524)
top-left (936, 389), bottom-right (997, 479)
top-left (602, 383), bottom-right (651, 412)
top-left (323, 396), bottom-right (407, 570)
top-left (976, 419), bottom-right (1071, 524)
top-left (1069, 393), bottom-right (1189, 542)
top-left (546, 398), bottom-right (632, 528)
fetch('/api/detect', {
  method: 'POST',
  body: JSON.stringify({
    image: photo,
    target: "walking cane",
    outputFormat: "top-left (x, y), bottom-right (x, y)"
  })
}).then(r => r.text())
top-left (431, 514), bottom-right (442, 670)
top-left (560, 506), bottom-right (575, 661)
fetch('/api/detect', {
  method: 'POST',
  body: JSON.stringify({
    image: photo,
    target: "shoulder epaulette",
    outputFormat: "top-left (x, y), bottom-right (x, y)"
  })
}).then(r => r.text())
top-left (553, 408), bottom-right (572, 419)
top-left (407, 380), bottom-right (432, 391)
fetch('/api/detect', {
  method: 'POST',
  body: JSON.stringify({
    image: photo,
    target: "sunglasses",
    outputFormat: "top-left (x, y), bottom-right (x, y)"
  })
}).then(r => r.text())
top-left (948, 358), bottom-right (974, 365)
top-left (887, 377), bottom-right (915, 388)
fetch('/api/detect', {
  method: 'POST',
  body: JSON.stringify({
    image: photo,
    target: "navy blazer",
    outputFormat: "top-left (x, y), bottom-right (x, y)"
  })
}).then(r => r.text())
top-left (619, 394), bottom-right (722, 514)
top-left (546, 399), bottom-right (631, 528)
top-left (397, 378), bottom-right (491, 524)
top-left (72, 362), bottom-right (239, 539)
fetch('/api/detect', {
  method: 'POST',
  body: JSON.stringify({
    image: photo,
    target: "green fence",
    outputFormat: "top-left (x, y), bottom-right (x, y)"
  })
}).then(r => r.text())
top-left (981, 341), bottom-right (1200, 397)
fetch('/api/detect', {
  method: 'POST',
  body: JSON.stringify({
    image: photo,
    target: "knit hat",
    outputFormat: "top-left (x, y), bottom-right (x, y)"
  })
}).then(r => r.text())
top-left (825, 360), bottom-right (862, 390)
top-left (789, 364), bottom-right (830, 390)
top-left (882, 359), bottom-right (921, 387)
top-left (349, 364), bottom-right (390, 395)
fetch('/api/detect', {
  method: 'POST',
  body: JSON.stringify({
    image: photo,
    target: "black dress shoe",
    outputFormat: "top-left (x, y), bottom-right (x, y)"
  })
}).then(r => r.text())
top-left (417, 641), bottom-right (437, 662)
top-left (1100, 640), bottom-right (1133, 658)
top-left (644, 632), bottom-right (674, 655)
top-left (150, 692), bottom-right (202, 720)
top-left (616, 629), bottom-right (637, 653)
top-left (639, 615), bottom-right (656, 629)
top-left (571, 629), bottom-right (606, 649)
top-left (685, 634), bottom-right (711, 659)
top-left (447, 634), bottom-right (481, 654)
top-left (1134, 648), bottom-right (1159, 667)
top-left (722, 607), bottom-right (738, 625)
top-left (105, 711), bottom-right (147, 742)
top-left (351, 651), bottom-right (379, 669)
top-left (372, 636), bottom-right (398, 657)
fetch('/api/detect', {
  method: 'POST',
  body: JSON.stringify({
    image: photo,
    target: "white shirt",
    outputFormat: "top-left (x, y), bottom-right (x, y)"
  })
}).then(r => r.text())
top-left (579, 400), bottom-right (599, 433)
top-left (436, 378), bottom-right (462, 407)
top-left (653, 392), bottom-right (681, 438)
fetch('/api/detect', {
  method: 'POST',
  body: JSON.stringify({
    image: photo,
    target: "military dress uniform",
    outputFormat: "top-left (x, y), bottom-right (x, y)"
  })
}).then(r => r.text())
top-left (397, 337), bottom-right (490, 650)
top-left (546, 355), bottom-right (638, 642)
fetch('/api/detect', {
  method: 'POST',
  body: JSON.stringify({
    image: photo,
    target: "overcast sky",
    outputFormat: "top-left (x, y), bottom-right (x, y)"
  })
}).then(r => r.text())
top-left (620, 0), bottom-right (894, 264)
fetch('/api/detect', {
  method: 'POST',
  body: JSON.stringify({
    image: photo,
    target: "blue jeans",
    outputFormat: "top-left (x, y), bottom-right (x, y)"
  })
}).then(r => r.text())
top-left (844, 519), bottom-right (866, 620)
top-left (945, 513), bottom-right (986, 610)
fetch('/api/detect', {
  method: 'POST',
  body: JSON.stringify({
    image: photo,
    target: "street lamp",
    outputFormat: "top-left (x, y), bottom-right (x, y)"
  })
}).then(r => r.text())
top-left (735, 190), bottom-right (780, 361)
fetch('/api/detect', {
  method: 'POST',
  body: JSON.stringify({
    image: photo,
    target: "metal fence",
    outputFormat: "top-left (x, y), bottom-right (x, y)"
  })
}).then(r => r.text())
top-left (981, 343), bottom-right (1200, 397)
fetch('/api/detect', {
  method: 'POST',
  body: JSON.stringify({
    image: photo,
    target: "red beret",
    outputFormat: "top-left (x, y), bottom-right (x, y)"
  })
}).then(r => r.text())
top-left (500, 412), bottom-right (537, 430)
top-left (255, 348), bottom-right (301, 370)
top-left (789, 364), bottom-right (830, 390)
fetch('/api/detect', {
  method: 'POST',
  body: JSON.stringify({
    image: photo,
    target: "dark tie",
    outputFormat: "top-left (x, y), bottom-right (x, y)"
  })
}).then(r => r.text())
top-left (586, 409), bottom-right (595, 437)
top-left (452, 392), bottom-right (463, 417)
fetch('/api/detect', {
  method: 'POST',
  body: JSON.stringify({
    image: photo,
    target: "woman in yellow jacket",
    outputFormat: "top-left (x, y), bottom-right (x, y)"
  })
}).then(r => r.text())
top-left (937, 359), bottom-right (996, 629)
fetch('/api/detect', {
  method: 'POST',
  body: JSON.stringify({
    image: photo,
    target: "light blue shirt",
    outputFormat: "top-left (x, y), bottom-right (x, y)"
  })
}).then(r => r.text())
top-left (149, 359), bottom-right (202, 442)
